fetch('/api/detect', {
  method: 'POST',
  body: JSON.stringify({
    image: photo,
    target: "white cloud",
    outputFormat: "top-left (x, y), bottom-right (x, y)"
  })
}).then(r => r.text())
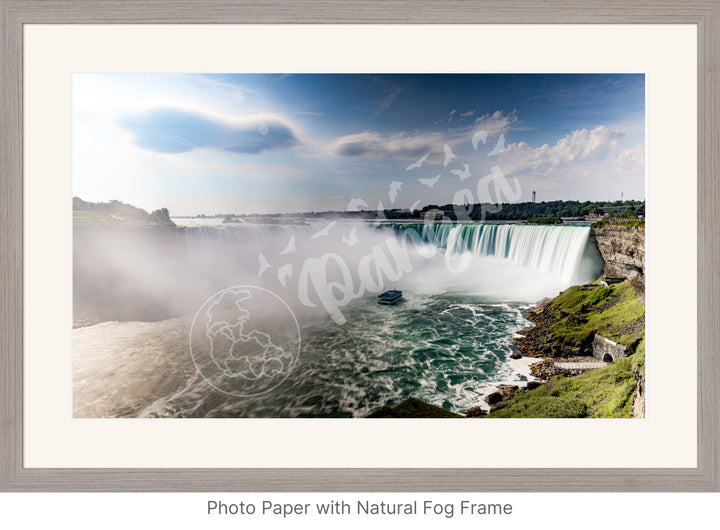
top-left (459, 110), bottom-right (475, 118)
top-left (500, 126), bottom-right (625, 175)
top-left (614, 142), bottom-right (645, 167)
top-left (474, 109), bottom-right (518, 134)
top-left (497, 125), bottom-right (645, 200)
top-left (326, 131), bottom-right (445, 160)
top-left (379, 87), bottom-right (403, 110)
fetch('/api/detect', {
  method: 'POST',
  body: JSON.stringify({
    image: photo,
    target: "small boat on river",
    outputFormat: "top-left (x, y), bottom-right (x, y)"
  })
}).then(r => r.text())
top-left (377, 290), bottom-right (403, 305)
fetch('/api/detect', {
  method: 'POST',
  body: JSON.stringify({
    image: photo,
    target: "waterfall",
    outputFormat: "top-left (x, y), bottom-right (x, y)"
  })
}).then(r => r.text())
top-left (74, 219), bottom-right (606, 323)
top-left (393, 223), bottom-right (604, 285)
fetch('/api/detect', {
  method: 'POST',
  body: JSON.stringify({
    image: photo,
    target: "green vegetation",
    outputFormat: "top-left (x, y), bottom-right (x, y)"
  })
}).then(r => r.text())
top-left (491, 338), bottom-right (645, 418)
top-left (364, 282), bottom-right (647, 419)
top-left (490, 348), bottom-right (642, 418)
top-left (491, 281), bottom-right (645, 418)
top-left (380, 199), bottom-right (644, 221)
top-left (73, 197), bottom-right (175, 226)
top-left (367, 397), bottom-right (462, 418)
top-left (591, 219), bottom-right (645, 229)
top-left (526, 216), bottom-right (562, 225)
top-left (219, 199), bottom-right (645, 221)
top-left (148, 207), bottom-right (172, 224)
top-left (489, 390), bottom-right (589, 418)
top-left (548, 281), bottom-right (645, 349)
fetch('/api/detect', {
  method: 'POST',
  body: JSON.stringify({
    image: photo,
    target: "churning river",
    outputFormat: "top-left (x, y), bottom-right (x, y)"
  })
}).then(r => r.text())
top-left (73, 220), bottom-right (603, 417)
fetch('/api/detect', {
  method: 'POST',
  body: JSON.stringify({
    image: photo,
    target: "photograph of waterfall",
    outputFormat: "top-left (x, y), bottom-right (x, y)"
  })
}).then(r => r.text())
top-left (72, 73), bottom-right (645, 418)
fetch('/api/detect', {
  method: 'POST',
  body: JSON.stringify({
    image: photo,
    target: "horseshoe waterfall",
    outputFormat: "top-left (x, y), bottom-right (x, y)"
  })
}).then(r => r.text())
top-left (74, 220), bottom-right (605, 418)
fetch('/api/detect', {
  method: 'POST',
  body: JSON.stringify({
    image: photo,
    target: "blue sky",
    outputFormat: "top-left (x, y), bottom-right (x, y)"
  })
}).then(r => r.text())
top-left (73, 73), bottom-right (645, 216)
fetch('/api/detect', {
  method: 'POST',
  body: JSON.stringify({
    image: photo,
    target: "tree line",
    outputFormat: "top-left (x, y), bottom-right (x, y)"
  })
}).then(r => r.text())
top-left (382, 199), bottom-right (645, 221)
top-left (73, 197), bottom-right (173, 225)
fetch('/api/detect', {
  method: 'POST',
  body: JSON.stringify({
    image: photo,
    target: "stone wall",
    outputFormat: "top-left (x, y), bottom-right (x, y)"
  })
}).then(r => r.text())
top-left (592, 334), bottom-right (627, 362)
top-left (592, 225), bottom-right (645, 283)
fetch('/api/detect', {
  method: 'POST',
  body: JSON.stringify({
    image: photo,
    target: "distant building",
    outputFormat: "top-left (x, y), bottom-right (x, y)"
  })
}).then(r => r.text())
top-left (601, 205), bottom-right (631, 214)
top-left (532, 190), bottom-right (536, 203)
top-left (584, 204), bottom-right (639, 221)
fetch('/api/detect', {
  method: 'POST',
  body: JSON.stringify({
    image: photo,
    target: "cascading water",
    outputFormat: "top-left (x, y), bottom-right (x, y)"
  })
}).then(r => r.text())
top-left (73, 219), bottom-right (606, 418)
top-left (394, 222), bottom-right (603, 287)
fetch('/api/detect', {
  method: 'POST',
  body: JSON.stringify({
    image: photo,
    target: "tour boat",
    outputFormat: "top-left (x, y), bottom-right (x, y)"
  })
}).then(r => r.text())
top-left (377, 290), bottom-right (403, 305)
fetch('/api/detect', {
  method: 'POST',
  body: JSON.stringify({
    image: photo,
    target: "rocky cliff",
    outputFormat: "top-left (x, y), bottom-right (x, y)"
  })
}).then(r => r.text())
top-left (591, 224), bottom-right (645, 284)
top-left (632, 363), bottom-right (645, 418)
top-left (515, 280), bottom-right (645, 359)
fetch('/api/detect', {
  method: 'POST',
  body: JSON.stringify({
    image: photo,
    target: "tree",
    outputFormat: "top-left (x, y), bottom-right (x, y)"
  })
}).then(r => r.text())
top-left (149, 207), bottom-right (173, 225)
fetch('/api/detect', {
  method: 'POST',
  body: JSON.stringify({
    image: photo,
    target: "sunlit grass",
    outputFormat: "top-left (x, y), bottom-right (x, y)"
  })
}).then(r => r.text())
top-left (490, 281), bottom-right (645, 418)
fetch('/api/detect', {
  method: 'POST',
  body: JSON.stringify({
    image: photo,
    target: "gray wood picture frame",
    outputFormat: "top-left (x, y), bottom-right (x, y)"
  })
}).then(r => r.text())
top-left (1, 0), bottom-right (718, 492)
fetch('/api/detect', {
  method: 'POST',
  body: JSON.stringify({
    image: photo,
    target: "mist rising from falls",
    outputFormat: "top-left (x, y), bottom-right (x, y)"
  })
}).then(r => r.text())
top-left (73, 220), bottom-right (604, 323)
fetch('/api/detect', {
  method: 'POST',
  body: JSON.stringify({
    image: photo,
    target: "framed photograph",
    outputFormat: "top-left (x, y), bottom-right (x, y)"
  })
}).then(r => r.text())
top-left (1, 1), bottom-right (718, 491)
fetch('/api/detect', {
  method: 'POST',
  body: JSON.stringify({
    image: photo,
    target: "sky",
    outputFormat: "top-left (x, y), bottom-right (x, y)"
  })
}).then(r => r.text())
top-left (72, 73), bottom-right (645, 216)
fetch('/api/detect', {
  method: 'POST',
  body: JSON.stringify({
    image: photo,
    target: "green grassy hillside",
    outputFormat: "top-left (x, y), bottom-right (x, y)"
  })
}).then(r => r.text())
top-left (73, 197), bottom-right (174, 226)
top-left (548, 281), bottom-right (645, 350)
top-left (493, 280), bottom-right (645, 418)
top-left (490, 339), bottom-right (644, 418)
